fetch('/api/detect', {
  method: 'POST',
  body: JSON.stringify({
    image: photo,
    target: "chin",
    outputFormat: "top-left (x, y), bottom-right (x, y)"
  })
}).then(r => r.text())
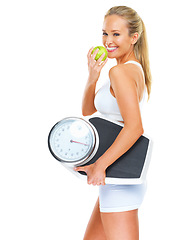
top-left (108, 53), bottom-right (120, 60)
top-left (107, 55), bottom-right (116, 59)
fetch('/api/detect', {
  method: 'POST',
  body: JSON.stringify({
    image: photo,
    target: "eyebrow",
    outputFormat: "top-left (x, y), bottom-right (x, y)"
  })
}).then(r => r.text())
top-left (102, 29), bottom-right (121, 32)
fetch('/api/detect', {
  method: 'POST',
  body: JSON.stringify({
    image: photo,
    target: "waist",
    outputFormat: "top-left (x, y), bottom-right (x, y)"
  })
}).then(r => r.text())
top-left (96, 113), bottom-right (124, 124)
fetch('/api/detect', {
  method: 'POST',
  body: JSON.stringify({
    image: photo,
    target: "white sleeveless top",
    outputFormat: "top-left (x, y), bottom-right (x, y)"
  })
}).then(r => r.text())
top-left (94, 61), bottom-right (147, 122)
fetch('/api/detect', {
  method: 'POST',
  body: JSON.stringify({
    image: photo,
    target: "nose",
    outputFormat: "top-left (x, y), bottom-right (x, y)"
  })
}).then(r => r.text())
top-left (105, 36), bottom-right (113, 46)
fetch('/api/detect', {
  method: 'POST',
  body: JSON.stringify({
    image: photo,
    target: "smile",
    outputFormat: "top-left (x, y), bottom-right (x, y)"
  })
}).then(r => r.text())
top-left (106, 46), bottom-right (118, 52)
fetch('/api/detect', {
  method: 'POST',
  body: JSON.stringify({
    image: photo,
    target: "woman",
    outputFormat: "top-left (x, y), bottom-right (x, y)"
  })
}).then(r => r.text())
top-left (75, 6), bottom-right (152, 240)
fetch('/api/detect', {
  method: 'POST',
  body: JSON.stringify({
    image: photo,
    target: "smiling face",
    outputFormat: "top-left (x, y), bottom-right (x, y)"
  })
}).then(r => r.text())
top-left (102, 15), bottom-right (138, 63)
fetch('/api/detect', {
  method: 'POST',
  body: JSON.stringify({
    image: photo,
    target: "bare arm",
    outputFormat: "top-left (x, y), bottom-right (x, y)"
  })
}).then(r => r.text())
top-left (75, 64), bottom-right (144, 185)
top-left (82, 80), bottom-right (97, 116)
top-left (82, 47), bottom-right (108, 116)
top-left (95, 65), bottom-right (144, 170)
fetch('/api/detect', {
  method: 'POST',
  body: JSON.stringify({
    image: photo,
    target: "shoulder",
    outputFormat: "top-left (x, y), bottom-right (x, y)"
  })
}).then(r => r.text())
top-left (109, 64), bottom-right (127, 77)
top-left (109, 64), bottom-right (137, 88)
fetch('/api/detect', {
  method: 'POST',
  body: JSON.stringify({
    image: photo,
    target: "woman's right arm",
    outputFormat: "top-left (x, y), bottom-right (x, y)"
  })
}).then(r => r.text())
top-left (82, 47), bottom-right (108, 116)
top-left (82, 80), bottom-right (97, 116)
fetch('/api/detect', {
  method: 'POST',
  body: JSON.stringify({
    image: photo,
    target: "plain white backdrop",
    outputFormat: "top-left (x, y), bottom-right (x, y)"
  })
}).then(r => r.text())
top-left (0, 0), bottom-right (180, 239)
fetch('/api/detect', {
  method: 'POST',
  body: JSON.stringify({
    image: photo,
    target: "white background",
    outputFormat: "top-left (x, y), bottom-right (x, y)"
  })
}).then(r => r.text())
top-left (0, 0), bottom-right (180, 239)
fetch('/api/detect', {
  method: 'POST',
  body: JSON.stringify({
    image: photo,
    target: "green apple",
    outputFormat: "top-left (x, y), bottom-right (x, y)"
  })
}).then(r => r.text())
top-left (91, 46), bottom-right (108, 61)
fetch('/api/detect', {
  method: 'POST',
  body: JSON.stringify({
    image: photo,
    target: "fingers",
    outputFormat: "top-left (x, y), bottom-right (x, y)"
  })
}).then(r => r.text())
top-left (74, 163), bottom-right (106, 186)
top-left (74, 167), bottom-right (105, 186)
top-left (87, 47), bottom-right (108, 66)
top-left (96, 54), bottom-right (108, 71)
top-left (74, 166), bottom-right (87, 173)
top-left (100, 57), bottom-right (108, 67)
top-left (91, 48), bottom-right (99, 60)
top-left (96, 52), bottom-right (105, 63)
top-left (87, 47), bottom-right (98, 59)
top-left (88, 180), bottom-right (106, 186)
top-left (87, 176), bottom-right (106, 186)
top-left (87, 47), bottom-right (95, 58)
top-left (87, 48), bottom-right (98, 67)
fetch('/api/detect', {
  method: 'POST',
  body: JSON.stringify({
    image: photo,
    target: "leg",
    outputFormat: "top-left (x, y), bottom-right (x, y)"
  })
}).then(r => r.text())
top-left (101, 209), bottom-right (139, 240)
top-left (83, 198), bottom-right (106, 240)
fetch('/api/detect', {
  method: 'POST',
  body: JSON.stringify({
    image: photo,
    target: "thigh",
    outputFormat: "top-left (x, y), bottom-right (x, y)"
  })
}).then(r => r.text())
top-left (99, 183), bottom-right (147, 213)
top-left (101, 209), bottom-right (139, 240)
top-left (83, 198), bottom-right (106, 240)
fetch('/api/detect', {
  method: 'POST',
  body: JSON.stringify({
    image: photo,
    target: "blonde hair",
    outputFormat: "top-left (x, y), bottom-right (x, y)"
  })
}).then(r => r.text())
top-left (105, 6), bottom-right (152, 99)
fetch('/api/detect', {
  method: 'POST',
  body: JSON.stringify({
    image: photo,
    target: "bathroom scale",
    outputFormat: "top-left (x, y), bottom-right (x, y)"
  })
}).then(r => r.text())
top-left (48, 116), bottom-right (153, 184)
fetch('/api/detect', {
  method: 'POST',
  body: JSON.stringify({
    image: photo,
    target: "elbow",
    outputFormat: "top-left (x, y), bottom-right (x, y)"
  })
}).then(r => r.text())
top-left (81, 106), bottom-right (90, 116)
top-left (125, 122), bottom-right (144, 138)
top-left (136, 123), bottom-right (144, 137)
top-left (81, 105), bottom-right (89, 116)
top-left (82, 110), bottom-right (89, 117)
top-left (139, 126), bottom-right (144, 136)
top-left (82, 105), bottom-right (97, 116)
top-left (127, 118), bottom-right (144, 137)
top-left (82, 109), bottom-right (97, 117)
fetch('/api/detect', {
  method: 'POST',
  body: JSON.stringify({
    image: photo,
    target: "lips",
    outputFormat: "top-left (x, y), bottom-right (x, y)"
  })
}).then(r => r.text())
top-left (106, 46), bottom-right (118, 52)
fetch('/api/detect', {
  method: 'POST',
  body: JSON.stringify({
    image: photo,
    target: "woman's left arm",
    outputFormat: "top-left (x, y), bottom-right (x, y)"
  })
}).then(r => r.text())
top-left (75, 65), bottom-right (144, 185)
top-left (97, 65), bottom-right (144, 168)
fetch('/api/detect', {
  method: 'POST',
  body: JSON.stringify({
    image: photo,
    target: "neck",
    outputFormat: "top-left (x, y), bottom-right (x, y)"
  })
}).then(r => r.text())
top-left (116, 50), bottom-right (136, 64)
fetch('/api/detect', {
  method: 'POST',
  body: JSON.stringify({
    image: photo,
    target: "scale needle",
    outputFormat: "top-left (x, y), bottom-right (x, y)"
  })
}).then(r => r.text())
top-left (70, 140), bottom-right (89, 146)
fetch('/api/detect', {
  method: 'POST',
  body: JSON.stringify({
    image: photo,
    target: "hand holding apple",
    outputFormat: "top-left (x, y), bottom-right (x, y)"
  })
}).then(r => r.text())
top-left (87, 46), bottom-right (108, 84)
top-left (91, 46), bottom-right (108, 61)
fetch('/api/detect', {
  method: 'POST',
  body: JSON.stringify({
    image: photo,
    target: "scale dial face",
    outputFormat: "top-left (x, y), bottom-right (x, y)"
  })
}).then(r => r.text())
top-left (48, 117), bottom-right (97, 164)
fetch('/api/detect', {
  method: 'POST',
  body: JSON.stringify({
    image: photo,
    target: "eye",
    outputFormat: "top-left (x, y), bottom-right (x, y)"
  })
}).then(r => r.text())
top-left (113, 33), bottom-right (120, 36)
top-left (102, 32), bottom-right (108, 36)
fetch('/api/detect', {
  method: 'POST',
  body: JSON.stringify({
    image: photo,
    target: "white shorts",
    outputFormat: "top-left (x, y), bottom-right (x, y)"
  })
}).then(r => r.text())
top-left (99, 182), bottom-right (147, 213)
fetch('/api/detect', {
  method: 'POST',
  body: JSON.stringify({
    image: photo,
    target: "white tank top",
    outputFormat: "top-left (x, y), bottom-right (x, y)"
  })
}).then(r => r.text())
top-left (94, 61), bottom-right (147, 122)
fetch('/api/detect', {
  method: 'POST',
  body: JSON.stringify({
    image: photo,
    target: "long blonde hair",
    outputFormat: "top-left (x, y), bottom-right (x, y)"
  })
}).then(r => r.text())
top-left (105, 6), bottom-right (152, 99)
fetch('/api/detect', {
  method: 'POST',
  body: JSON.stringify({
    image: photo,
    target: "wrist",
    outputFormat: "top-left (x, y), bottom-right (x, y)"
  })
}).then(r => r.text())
top-left (95, 157), bottom-right (108, 171)
top-left (87, 79), bottom-right (97, 86)
top-left (88, 75), bottom-right (99, 84)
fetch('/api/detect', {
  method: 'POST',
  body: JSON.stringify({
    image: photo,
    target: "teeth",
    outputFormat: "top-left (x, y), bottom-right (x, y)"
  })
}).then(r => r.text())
top-left (106, 46), bottom-right (118, 51)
